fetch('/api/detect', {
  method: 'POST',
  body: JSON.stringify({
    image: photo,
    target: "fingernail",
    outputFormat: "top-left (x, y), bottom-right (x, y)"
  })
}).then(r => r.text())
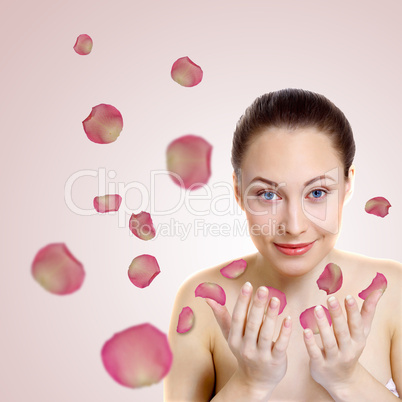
top-left (315, 305), bottom-right (325, 318)
top-left (242, 281), bottom-right (252, 295)
top-left (304, 328), bottom-right (313, 339)
top-left (284, 315), bottom-right (291, 328)
top-left (270, 297), bottom-right (279, 309)
top-left (257, 287), bottom-right (268, 300)
top-left (328, 296), bottom-right (338, 309)
top-left (346, 294), bottom-right (354, 307)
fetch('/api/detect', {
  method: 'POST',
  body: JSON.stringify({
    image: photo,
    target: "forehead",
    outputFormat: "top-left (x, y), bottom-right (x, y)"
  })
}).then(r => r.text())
top-left (241, 127), bottom-right (342, 185)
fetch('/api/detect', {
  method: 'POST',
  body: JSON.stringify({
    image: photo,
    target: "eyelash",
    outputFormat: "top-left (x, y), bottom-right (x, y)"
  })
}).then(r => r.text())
top-left (256, 188), bottom-right (330, 202)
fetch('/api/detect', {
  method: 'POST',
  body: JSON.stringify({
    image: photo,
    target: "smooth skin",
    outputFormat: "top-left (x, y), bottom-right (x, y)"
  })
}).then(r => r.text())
top-left (164, 127), bottom-right (402, 401)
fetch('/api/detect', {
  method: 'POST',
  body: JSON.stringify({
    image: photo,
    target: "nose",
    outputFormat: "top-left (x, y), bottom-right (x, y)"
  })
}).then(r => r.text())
top-left (281, 197), bottom-right (309, 236)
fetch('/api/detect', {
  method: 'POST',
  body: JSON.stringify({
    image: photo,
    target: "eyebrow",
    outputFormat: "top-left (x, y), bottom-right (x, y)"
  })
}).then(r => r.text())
top-left (250, 174), bottom-right (337, 187)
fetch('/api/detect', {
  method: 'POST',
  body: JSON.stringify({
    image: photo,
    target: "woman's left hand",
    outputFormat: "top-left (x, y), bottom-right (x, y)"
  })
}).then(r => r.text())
top-left (303, 289), bottom-right (384, 392)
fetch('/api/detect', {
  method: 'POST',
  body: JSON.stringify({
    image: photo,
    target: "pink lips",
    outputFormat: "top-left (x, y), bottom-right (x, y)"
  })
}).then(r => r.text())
top-left (274, 241), bottom-right (316, 256)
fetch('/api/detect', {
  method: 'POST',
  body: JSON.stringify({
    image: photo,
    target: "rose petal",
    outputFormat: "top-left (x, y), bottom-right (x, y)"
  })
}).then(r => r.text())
top-left (129, 211), bottom-right (156, 241)
top-left (316, 263), bottom-right (343, 295)
top-left (166, 134), bottom-right (212, 190)
top-left (31, 243), bottom-right (85, 295)
top-left (365, 196), bottom-right (391, 217)
top-left (101, 323), bottom-right (173, 388)
top-left (128, 254), bottom-right (160, 288)
top-left (171, 56), bottom-right (203, 87)
top-left (264, 287), bottom-right (287, 315)
top-left (358, 272), bottom-right (387, 300)
top-left (82, 104), bottom-right (123, 144)
top-left (195, 282), bottom-right (226, 305)
top-left (94, 194), bottom-right (122, 213)
top-left (220, 259), bottom-right (247, 279)
top-left (176, 306), bottom-right (194, 333)
top-left (299, 305), bottom-right (332, 334)
top-left (73, 34), bottom-right (93, 55)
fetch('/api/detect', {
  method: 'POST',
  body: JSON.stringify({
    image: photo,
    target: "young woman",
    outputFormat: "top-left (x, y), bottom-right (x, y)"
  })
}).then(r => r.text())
top-left (164, 89), bottom-right (401, 401)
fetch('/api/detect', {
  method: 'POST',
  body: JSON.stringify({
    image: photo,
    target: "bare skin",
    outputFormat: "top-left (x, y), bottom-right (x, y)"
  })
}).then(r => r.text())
top-left (164, 127), bottom-right (402, 401)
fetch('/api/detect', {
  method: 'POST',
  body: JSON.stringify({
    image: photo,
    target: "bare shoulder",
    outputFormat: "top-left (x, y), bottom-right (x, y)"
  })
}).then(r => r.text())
top-left (164, 253), bottom-right (255, 401)
top-left (336, 248), bottom-right (402, 320)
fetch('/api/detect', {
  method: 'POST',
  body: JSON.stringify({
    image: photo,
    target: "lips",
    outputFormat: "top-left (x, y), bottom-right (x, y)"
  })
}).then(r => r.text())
top-left (274, 241), bottom-right (316, 256)
top-left (274, 242), bottom-right (313, 248)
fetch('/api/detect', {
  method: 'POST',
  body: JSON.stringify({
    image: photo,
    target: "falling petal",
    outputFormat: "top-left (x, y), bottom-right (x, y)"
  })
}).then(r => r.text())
top-left (264, 287), bottom-right (287, 315)
top-left (101, 323), bottom-right (173, 388)
top-left (195, 282), bottom-right (226, 305)
top-left (94, 194), bottom-right (122, 213)
top-left (220, 259), bottom-right (247, 279)
top-left (171, 56), bottom-right (203, 87)
top-left (129, 211), bottom-right (156, 241)
top-left (316, 263), bottom-right (343, 295)
top-left (166, 134), bottom-right (212, 190)
top-left (73, 34), bottom-right (93, 55)
top-left (128, 254), bottom-right (160, 288)
top-left (358, 272), bottom-right (387, 300)
top-left (31, 243), bottom-right (85, 295)
top-left (82, 104), bottom-right (123, 144)
top-left (365, 196), bottom-right (391, 217)
top-left (299, 305), bottom-right (332, 335)
top-left (176, 307), bottom-right (194, 333)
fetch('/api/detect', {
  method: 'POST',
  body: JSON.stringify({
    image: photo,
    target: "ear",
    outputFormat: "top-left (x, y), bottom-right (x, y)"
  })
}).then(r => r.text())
top-left (343, 164), bottom-right (355, 205)
top-left (232, 171), bottom-right (244, 211)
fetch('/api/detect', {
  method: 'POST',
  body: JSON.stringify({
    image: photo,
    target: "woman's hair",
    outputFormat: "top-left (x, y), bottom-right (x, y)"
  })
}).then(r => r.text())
top-left (231, 88), bottom-right (355, 182)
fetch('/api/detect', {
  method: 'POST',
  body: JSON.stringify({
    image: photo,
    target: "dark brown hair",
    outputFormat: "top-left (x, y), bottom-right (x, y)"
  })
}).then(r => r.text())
top-left (231, 88), bottom-right (355, 182)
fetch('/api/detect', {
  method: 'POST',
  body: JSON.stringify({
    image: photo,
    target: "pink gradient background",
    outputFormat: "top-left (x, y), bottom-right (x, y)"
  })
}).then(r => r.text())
top-left (1, 0), bottom-right (401, 400)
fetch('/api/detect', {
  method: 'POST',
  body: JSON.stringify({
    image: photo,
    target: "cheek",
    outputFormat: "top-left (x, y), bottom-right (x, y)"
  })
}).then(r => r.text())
top-left (302, 196), bottom-right (340, 235)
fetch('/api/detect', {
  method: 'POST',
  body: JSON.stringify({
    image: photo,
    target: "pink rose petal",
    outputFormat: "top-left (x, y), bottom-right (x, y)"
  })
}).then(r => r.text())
top-left (316, 263), bottom-right (343, 295)
top-left (176, 306), bottom-right (194, 333)
top-left (220, 259), bottom-right (247, 279)
top-left (299, 305), bottom-right (332, 334)
top-left (166, 134), bottom-right (212, 190)
top-left (358, 272), bottom-right (387, 300)
top-left (73, 34), bottom-right (93, 55)
top-left (264, 286), bottom-right (287, 315)
top-left (171, 56), bottom-right (203, 87)
top-left (128, 254), bottom-right (160, 288)
top-left (365, 196), bottom-right (391, 217)
top-left (94, 194), bottom-right (122, 213)
top-left (31, 243), bottom-right (85, 295)
top-left (195, 282), bottom-right (226, 305)
top-left (129, 211), bottom-right (156, 241)
top-left (101, 323), bottom-right (173, 388)
top-left (82, 104), bottom-right (123, 144)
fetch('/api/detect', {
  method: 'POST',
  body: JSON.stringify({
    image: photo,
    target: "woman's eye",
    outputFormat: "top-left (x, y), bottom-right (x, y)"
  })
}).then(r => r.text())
top-left (308, 189), bottom-right (328, 200)
top-left (257, 191), bottom-right (278, 201)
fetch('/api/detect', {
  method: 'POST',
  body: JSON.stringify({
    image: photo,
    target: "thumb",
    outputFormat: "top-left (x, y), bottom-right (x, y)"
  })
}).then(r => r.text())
top-left (205, 298), bottom-right (232, 340)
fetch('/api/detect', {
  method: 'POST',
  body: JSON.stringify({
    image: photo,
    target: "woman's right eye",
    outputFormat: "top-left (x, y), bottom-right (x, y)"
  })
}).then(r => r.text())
top-left (256, 190), bottom-right (279, 201)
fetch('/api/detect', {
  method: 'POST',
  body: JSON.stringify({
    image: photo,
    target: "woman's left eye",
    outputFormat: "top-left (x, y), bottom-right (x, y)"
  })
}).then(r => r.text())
top-left (307, 189), bottom-right (328, 200)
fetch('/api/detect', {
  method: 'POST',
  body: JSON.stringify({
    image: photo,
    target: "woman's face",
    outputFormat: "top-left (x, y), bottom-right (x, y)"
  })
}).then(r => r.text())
top-left (234, 126), bottom-right (355, 277)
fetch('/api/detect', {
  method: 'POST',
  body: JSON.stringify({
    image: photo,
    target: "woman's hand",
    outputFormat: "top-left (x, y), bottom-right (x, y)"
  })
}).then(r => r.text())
top-left (303, 289), bottom-right (384, 393)
top-left (205, 282), bottom-right (292, 393)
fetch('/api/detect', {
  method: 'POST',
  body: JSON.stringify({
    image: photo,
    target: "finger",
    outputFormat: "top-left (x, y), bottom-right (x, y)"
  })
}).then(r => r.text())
top-left (243, 286), bottom-right (270, 346)
top-left (229, 282), bottom-right (253, 348)
top-left (359, 289), bottom-right (383, 337)
top-left (205, 298), bottom-right (232, 340)
top-left (314, 305), bottom-right (338, 359)
top-left (271, 315), bottom-right (292, 360)
top-left (327, 296), bottom-right (352, 353)
top-left (303, 328), bottom-right (323, 362)
top-left (344, 295), bottom-right (365, 343)
top-left (257, 296), bottom-right (280, 351)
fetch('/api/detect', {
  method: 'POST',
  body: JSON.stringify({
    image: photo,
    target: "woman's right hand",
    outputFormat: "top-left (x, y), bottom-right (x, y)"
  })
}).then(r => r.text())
top-left (205, 281), bottom-right (292, 393)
